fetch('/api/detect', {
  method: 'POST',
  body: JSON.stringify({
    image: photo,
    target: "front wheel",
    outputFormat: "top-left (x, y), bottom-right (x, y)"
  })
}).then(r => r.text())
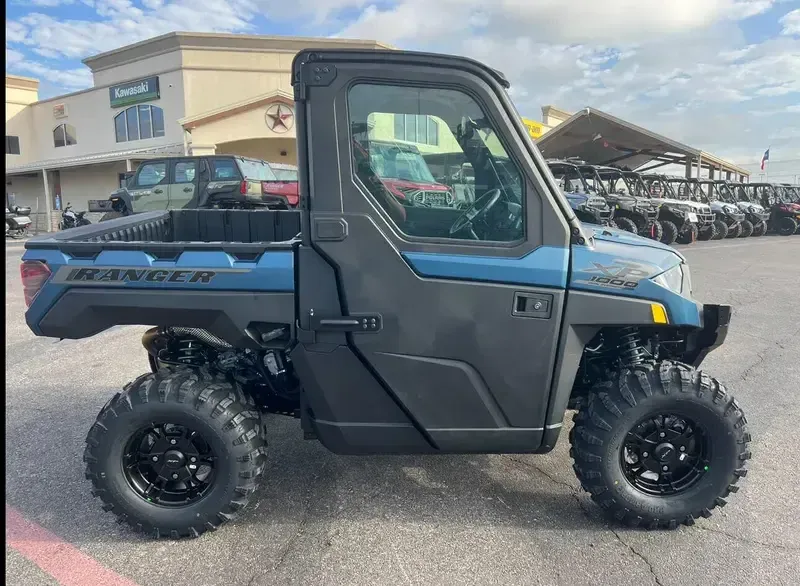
top-left (570, 360), bottom-right (751, 529)
top-left (738, 219), bottom-right (753, 238)
top-left (84, 368), bottom-right (267, 539)
top-left (726, 222), bottom-right (743, 239)
top-left (777, 217), bottom-right (798, 236)
top-left (658, 220), bottom-right (679, 245)
top-left (697, 223), bottom-right (717, 241)
top-left (712, 219), bottom-right (728, 240)
top-left (751, 221), bottom-right (767, 237)
top-left (614, 216), bottom-right (638, 235)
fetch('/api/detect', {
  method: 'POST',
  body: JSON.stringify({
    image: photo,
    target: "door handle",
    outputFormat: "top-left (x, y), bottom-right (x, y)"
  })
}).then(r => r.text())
top-left (183, 187), bottom-right (192, 192)
top-left (512, 292), bottom-right (553, 319)
top-left (153, 188), bottom-right (163, 194)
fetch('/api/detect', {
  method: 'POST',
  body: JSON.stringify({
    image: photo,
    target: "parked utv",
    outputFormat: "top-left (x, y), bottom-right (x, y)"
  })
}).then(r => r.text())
top-left (748, 183), bottom-right (800, 236)
top-left (578, 164), bottom-right (662, 238)
top-left (641, 174), bottom-right (712, 244)
top-left (93, 155), bottom-right (296, 221)
top-left (693, 180), bottom-right (749, 239)
top-left (718, 181), bottom-right (769, 237)
top-left (20, 48), bottom-right (750, 539)
top-left (546, 159), bottom-right (614, 226)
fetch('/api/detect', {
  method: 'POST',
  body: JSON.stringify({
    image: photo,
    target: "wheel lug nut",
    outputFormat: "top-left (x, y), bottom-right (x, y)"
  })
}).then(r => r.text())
top-left (170, 439), bottom-right (177, 445)
top-left (190, 457), bottom-right (196, 463)
top-left (659, 432), bottom-right (666, 438)
top-left (679, 446), bottom-right (686, 452)
top-left (662, 465), bottom-right (669, 472)
top-left (172, 473), bottom-right (178, 479)
top-left (642, 452), bottom-right (649, 458)
top-left (152, 456), bottom-right (159, 462)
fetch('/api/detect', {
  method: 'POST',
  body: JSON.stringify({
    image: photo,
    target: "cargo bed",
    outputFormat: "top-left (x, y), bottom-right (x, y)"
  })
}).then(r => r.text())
top-left (22, 209), bottom-right (300, 346)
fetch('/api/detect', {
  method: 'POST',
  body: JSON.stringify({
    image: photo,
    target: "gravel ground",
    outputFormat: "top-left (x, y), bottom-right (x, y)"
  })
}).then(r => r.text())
top-left (5, 236), bottom-right (800, 586)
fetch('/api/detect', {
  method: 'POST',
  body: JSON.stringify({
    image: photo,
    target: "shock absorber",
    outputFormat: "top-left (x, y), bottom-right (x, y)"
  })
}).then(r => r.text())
top-left (618, 327), bottom-right (648, 366)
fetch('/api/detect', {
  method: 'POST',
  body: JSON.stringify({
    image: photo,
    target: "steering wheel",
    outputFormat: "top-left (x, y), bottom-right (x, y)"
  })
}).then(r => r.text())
top-left (449, 188), bottom-right (502, 239)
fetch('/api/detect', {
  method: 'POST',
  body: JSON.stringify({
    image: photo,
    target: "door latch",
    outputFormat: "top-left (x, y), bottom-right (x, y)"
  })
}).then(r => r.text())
top-left (512, 292), bottom-right (553, 319)
top-left (309, 311), bottom-right (382, 332)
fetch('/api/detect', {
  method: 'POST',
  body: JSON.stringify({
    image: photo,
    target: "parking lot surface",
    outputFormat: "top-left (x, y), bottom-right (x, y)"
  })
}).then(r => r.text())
top-left (5, 236), bottom-right (800, 586)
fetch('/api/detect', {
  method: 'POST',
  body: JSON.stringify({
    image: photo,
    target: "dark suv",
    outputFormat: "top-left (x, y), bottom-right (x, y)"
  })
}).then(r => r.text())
top-left (92, 155), bottom-right (289, 221)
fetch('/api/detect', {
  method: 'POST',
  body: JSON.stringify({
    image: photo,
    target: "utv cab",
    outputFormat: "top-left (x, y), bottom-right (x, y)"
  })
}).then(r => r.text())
top-left (546, 159), bottom-right (614, 226)
top-left (641, 174), bottom-right (712, 245)
top-left (716, 181), bottom-right (769, 237)
top-left (578, 164), bottom-right (661, 239)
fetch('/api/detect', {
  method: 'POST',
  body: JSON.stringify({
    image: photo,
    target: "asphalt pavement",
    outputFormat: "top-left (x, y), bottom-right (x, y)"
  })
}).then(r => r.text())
top-left (5, 236), bottom-right (800, 586)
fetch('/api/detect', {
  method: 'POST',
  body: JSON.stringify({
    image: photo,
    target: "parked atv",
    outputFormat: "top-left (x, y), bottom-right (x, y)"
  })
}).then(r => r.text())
top-left (693, 180), bottom-right (748, 239)
top-left (579, 164), bottom-right (662, 238)
top-left (719, 181), bottom-right (769, 237)
top-left (642, 175), bottom-right (711, 244)
top-left (546, 160), bottom-right (614, 226)
top-left (749, 183), bottom-right (800, 236)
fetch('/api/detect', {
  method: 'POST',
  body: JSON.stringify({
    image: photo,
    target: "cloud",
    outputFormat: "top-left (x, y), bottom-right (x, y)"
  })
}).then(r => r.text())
top-left (780, 9), bottom-right (800, 35)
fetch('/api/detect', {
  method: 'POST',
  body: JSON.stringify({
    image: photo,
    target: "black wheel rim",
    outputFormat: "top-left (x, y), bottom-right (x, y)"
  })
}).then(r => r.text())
top-left (620, 413), bottom-right (710, 496)
top-left (123, 423), bottom-right (216, 507)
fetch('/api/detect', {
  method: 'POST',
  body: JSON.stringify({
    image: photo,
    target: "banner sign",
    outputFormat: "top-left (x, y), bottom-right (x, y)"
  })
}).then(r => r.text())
top-left (109, 77), bottom-right (160, 108)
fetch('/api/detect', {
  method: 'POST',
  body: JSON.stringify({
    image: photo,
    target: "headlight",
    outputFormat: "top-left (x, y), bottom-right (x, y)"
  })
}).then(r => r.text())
top-left (652, 263), bottom-right (691, 296)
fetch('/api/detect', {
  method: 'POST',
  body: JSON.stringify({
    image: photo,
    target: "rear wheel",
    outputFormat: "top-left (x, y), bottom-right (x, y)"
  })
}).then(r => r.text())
top-left (776, 217), bottom-right (797, 236)
top-left (570, 360), bottom-right (751, 529)
top-left (614, 217), bottom-right (638, 235)
top-left (659, 220), bottom-right (678, 245)
top-left (712, 220), bottom-right (728, 240)
top-left (84, 368), bottom-right (267, 539)
top-left (751, 221), bottom-right (766, 237)
top-left (676, 223), bottom-right (699, 245)
top-left (697, 223), bottom-right (717, 241)
top-left (100, 211), bottom-right (124, 222)
top-left (648, 221), bottom-right (663, 242)
top-left (726, 222), bottom-right (742, 239)
top-left (738, 220), bottom-right (754, 238)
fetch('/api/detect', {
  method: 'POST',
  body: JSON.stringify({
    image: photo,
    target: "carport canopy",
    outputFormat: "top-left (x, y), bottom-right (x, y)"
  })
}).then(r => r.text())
top-left (535, 107), bottom-right (749, 180)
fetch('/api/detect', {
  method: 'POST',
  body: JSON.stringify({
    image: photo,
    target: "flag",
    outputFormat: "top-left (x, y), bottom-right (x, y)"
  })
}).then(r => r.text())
top-left (760, 148), bottom-right (770, 171)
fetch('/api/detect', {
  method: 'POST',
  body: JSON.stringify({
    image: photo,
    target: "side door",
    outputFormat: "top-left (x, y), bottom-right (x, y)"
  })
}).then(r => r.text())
top-left (294, 51), bottom-right (572, 453)
top-left (167, 158), bottom-right (200, 209)
top-left (127, 160), bottom-right (169, 212)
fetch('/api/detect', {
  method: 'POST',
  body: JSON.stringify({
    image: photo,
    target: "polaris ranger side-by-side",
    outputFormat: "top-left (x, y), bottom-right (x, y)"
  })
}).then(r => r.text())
top-left (579, 164), bottom-right (662, 238)
top-left (546, 159), bottom-right (614, 226)
top-left (641, 174), bottom-right (712, 245)
top-left (748, 183), bottom-right (800, 236)
top-left (21, 49), bottom-right (750, 539)
top-left (718, 181), bottom-right (769, 237)
top-left (693, 180), bottom-right (749, 239)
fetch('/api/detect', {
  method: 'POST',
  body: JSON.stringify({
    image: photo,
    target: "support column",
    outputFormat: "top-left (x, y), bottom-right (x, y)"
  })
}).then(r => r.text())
top-left (695, 155), bottom-right (702, 179)
top-left (709, 166), bottom-right (715, 180)
top-left (125, 159), bottom-right (132, 172)
top-left (42, 169), bottom-right (53, 233)
top-left (684, 158), bottom-right (693, 178)
top-left (726, 170), bottom-right (731, 180)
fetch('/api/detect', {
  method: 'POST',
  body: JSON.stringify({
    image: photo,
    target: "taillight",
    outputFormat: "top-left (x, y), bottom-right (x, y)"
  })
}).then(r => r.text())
top-left (20, 260), bottom-right (51, 308)
top-left (286, 193), bottom-right (299, 206)
top-left (240, 180), bottom-right (248, 195)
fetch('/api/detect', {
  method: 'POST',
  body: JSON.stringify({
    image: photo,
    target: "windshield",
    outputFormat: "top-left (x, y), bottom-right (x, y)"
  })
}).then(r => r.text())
top-left (368, 142), bottom-right (437, 183)
top-left (714, 182), bottom-right (737, 203)
top-left (237, 159), bottom-right (278, 181)
top-left (578, 166), bottom-right (607, 195)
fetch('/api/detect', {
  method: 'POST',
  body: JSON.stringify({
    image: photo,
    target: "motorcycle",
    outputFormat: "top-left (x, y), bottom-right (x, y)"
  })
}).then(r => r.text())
top-left (6, 194), bottom-right (33, 239)
top-left (59, 203), bottom-right (91, 230)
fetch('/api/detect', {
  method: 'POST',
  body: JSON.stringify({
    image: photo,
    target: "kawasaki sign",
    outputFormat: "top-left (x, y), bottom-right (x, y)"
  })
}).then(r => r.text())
top-left (109, 77), bottom-right (160, 108)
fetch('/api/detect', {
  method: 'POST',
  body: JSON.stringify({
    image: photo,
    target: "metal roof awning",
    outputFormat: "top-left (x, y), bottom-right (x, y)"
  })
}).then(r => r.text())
top-left (5, 143), bottom-right (185, 175)
top-left (536, 107), bottom-right (749, 177)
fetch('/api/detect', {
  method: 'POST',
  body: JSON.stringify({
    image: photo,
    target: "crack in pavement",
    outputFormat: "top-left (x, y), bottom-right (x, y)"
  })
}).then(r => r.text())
top-left (698, 526), bottom-right (800, 552)
top-left (506, 456), bottom-right (665, 586)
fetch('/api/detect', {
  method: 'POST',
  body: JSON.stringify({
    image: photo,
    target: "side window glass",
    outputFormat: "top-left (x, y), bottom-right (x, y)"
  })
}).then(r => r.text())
top-left (347, 84), bottom-right (525, 243)
top-left (212, 159), bottom-right (238, 180)
top-left (174, 161), bottom-right (196, 184)
top-left (136, 162), bottom-right (167, 187)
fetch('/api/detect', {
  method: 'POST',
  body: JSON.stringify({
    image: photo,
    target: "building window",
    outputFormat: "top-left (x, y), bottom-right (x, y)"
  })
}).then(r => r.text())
top-left (53, 124), bottom-right (77, 148)
top-left (114, 105), bottom-right (165, 143)
top-left (393, 114), bottom-right (439, 146)
top-left (5, 135), bottom-right (21, 155)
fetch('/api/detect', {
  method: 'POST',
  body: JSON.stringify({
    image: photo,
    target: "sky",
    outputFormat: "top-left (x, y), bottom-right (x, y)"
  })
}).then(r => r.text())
top-left (5, 0), bottom-right (800, 180)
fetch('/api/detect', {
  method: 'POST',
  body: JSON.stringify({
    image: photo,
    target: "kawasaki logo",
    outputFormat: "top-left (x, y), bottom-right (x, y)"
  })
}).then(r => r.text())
top-left (114, 81), bottom-right (149, 99)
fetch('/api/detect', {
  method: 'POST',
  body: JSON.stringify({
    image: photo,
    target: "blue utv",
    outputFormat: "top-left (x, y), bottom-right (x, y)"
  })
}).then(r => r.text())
top-left (20, 48), bottom-right (750, 539)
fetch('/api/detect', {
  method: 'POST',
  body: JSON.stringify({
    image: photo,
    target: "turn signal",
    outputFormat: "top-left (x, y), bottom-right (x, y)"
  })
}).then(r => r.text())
top-left (651, 303), bottom-right (669, 324)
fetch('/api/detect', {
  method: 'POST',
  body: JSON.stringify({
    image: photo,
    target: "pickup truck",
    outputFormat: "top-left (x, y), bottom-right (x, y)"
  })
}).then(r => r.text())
top-left (21, 48), bottom-right (750, 540)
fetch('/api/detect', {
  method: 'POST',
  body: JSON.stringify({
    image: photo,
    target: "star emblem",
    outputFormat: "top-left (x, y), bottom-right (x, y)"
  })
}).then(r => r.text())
top-left (265, 103), bottom-right (294, 134)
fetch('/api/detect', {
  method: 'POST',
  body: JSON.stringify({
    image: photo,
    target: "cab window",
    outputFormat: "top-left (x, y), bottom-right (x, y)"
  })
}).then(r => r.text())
top-left (135, 162), bottom-right (166, 187)
top-left (347, 83), bottom-right (525, 243)
top-left (212, 159), bottom-right (240, 181)
top-left (174, 161), bottom-right (196, 184)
